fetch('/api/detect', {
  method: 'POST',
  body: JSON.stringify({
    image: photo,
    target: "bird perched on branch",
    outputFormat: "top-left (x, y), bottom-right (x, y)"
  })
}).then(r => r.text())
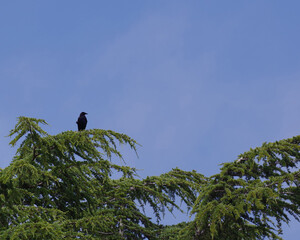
top-left (76, 112), bottom-right (88, 131)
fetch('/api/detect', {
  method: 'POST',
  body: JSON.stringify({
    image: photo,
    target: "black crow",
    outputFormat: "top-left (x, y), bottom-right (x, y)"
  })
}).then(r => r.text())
top-left (76, 112), bottom-right (88, 131)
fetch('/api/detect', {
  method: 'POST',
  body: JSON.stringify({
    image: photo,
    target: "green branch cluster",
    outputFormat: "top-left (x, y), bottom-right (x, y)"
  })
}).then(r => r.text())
top-left (0, 117), bottom-right (299, 239)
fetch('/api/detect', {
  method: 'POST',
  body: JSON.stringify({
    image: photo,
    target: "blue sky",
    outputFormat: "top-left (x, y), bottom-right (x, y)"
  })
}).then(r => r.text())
top-left (1, 1), bottom-right (300, 238)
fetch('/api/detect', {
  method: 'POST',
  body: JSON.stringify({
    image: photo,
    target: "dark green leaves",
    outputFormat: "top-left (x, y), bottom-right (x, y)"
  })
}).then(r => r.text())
top-left (184, 137), bottom-right (300, 239)
top-left (1, 117), bottom-right (299, 239)
top-left (1, 117), bottom-right (201, 239)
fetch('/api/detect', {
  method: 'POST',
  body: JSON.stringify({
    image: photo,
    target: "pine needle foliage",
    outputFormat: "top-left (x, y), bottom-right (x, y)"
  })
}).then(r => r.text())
top-left (176, 137), bottom-right (300, 240)
top-left (0, 117), bottom-right (299, 239)
top-left (0, 117), bottom-right (203, 239)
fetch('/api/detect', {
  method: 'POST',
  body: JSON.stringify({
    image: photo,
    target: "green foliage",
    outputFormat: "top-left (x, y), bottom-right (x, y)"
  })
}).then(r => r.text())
top-left (178, 137), bottom-right (300, 239)
top-left (0, 117), bottom-right (202, 239)
top-left (0, 117), bottom-right (299, 239)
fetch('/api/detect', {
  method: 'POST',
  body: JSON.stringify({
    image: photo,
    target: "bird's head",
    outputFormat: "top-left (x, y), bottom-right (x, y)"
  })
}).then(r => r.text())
top-left (80, 112), bottom-right (88, 116)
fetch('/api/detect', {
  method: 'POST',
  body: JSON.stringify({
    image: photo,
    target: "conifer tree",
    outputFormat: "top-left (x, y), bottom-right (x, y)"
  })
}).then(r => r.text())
top-left (0, 117), bottom-right (202, 239)
top-left (0, 117), bottom-right (299, 239)
top-left (175, 138), bottom-right (300, 239)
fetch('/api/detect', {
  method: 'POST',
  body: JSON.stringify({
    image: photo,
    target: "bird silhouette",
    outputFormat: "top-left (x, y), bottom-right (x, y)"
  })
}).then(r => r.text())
top-left (76, 112), bottom-right (88, 131)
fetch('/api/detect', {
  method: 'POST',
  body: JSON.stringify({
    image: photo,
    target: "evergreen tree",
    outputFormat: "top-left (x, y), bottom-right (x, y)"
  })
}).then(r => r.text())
top-left (0, 117), bottom-right (299, 239)
top-left (0, 117), bottom-right (202, 239)
top-left (176, 138), bottom-right (300, 239)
